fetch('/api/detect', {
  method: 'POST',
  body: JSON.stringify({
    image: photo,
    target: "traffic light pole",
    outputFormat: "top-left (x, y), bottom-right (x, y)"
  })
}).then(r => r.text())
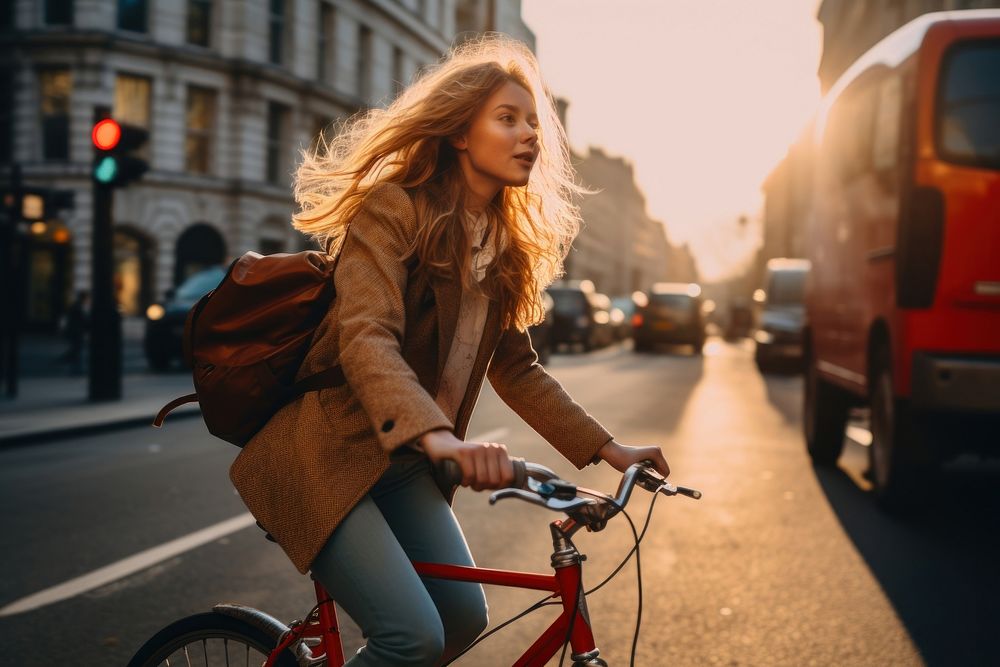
top-left (89, 181), bottom-right (122, 401)
top-left (2, 165), bottom-right (24, 398)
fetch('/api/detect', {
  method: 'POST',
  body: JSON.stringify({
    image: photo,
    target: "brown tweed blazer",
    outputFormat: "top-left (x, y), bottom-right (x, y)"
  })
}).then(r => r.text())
top-left (230, 182), bottom-right (614, 574)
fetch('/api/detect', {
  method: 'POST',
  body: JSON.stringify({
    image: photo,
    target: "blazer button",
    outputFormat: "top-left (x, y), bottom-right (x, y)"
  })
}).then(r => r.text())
top-left (381, 420), bottom-right (395, 433)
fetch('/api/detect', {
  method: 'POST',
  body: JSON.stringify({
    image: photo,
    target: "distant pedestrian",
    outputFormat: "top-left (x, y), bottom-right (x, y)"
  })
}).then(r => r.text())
top-left (59, 291), bottom-right (89, 374)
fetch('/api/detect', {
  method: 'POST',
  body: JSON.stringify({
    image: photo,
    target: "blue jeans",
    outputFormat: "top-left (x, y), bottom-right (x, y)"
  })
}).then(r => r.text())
top-left (310, 447), bottom-right (489, 666)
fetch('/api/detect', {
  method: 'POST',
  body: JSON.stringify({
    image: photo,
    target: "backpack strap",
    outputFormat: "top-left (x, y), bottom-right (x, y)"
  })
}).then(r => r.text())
top-left (153, 393), bottom-right (199, 428)
top-left (293, 365), bottom-right (346, 393)
top-left (151, 366), bottom-right (346, 429)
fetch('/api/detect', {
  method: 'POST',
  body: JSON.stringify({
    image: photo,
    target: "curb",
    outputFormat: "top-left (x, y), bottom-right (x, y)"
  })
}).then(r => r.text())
top-left (0, 407), bottom-right (202, 448)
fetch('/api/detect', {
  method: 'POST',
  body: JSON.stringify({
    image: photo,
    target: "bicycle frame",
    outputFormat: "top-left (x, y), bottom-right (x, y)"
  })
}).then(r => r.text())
top-left (267, 518), bottom-right (603, 667)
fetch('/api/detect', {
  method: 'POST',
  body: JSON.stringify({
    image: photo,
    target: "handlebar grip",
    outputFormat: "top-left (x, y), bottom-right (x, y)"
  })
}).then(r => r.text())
top-left (676, 485), bottom-right (702, 500)
top-left (437, 458), bottom-right (528, 489)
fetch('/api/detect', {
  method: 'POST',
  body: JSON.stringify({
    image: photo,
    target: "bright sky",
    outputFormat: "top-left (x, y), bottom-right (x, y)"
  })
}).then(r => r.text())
top-left (522, 0), bottom-right (824, 282)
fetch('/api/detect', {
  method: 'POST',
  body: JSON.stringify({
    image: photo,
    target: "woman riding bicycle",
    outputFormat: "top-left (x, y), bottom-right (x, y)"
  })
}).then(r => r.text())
top-left (229, 34), bottom-right (671, 666)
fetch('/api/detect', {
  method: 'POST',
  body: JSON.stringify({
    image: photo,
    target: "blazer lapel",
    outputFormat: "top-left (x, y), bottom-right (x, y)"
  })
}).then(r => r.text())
top-left (453, 298), bottom-right (502, 438)
top-left (431, 272), bottom-right (463, 386)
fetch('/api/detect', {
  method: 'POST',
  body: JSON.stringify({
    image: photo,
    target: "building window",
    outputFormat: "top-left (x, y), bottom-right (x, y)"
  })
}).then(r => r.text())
top-left (266, 101), bottom-right (288, 184)
top-left (187, 0), bottom-right (211, 47)
top-left (39, 68), bottom-right (71, 161)
top-left (392, 46), bottom-right (405, 97)
top-left (358, 24), bottom-right (372, 100)
top-left (0, 0), bottom-right (13, 31)
top-left (0, 70), bottom-right (11, 163)
top-left (269, 0), bottom-right (285, 65)
top-left (312, 115), bottom-right (326, 151)
top-left (318, 2), bottom-right (334, 83)
top-left (45, 0), bottom-right (74, 25)
top-left (114, 73), bottom-right (152, 159)
top-left (185, 86), bottom-right (216, 174)
top-left (118, 0), bottom-right (148, 32)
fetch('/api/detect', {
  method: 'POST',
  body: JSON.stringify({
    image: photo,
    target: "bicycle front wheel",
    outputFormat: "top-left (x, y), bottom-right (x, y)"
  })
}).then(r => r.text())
top-left (127, 611), bottom-right (298, 667)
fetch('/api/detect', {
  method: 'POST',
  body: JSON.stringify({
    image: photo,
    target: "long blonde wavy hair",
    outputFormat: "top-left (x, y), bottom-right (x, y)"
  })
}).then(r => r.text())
top-left (292, 34), bottom-right (589, 331)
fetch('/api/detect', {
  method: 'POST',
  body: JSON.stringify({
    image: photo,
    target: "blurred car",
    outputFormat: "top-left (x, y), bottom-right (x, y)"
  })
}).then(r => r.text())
top-left (589, 292), bottom-right (618, 349)
top-left (723, 298), bottom-right (754, 340)
top-left (753, 258), bottom-right (810, 373)
top-left (610, 295), bottom-right (638, 340)
top-left (547, 280), bottom-right (613, 352)
top-left (144, 265), bottom-right (227, 371)
top-left (633, 282), bottom-right (706, 354)
top-left (527, 291), bottom-right (554, 365)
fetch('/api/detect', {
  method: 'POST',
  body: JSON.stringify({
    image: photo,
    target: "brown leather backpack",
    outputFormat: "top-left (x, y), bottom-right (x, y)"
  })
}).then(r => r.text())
top-left (153, 250), bottom-right (345, 446)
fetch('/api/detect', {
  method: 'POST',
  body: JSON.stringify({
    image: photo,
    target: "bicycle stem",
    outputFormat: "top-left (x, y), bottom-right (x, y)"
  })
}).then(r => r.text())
top-left (550, 519), bottom-right (583, 568)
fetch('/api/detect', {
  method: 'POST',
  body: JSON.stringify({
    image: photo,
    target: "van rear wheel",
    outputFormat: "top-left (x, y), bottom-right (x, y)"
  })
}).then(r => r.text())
top-left (869, 359), bottom-right (935, 512)
top-left (804, 343), bottom-right (849, 466)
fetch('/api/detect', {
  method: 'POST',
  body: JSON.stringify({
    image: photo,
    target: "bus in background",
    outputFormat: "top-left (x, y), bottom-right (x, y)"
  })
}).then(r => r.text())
top-left (803, 10), bottom-right (1000, 509)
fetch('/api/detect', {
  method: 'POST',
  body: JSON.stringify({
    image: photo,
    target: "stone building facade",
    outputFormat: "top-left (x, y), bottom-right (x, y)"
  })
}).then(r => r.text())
top-left (1, 0), bottom-right (531, 328)
top-left (567, 146), bottom-right (697, 297)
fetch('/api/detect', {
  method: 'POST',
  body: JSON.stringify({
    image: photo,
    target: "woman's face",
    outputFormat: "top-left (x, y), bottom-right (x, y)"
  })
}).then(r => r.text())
top-left (452, 80), bottom-right (540, 203)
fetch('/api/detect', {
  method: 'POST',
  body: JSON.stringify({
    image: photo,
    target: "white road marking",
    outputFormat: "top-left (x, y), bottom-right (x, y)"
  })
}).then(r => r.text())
top-left (3, 428), bottom-right (512, 617)
top-left (0, 513), bottom-right (256, 617)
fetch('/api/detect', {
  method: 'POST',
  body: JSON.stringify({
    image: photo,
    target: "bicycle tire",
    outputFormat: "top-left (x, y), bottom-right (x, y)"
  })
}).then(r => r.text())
top-left (126, 611), bottom-right (298, 667)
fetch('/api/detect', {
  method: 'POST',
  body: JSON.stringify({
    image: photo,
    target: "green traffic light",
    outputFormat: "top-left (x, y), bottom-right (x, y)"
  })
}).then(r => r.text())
top-left (94, 156), bottom-right (118, 184)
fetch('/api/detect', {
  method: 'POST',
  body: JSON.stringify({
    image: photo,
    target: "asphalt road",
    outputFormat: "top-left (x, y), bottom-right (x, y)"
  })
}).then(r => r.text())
top-left (1, 338), bottom-right (997, 666)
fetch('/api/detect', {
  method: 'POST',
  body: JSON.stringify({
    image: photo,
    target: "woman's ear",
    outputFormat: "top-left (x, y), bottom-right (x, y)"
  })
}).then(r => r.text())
top-left (449, 133), bottom-right (468, 151)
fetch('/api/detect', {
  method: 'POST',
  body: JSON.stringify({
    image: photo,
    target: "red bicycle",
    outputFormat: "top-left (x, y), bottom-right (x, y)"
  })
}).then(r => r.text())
top-left (126, 459), bottom-right (700, 667)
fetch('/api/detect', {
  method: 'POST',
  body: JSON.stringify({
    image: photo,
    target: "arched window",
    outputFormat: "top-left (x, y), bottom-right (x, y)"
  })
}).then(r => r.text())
top-left (174, 223), bottom-right (226, 286)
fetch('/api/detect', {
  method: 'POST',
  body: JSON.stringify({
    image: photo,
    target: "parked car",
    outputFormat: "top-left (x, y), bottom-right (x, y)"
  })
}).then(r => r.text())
top-left (754, 258), bottom-right (810, 373)
top-left (527, 291), bottom-right (554, 365)
top-left (589, 292), bottom-right (618, 349)
top-left (144, 265), bottom-right (226, 371)
top-left (611, 295), bottom-right (638, 340)
top-left (547, 280), bottom-right (612, 352)
top-left (633, 283), bottom-right (706, 354)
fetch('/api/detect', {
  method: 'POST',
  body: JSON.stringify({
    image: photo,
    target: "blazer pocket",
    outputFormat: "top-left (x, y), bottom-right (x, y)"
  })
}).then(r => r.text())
top-left (316, 384), bottom-right (371, 443)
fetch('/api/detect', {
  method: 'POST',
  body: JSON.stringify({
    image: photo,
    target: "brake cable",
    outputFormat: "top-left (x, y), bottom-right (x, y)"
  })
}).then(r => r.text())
top-left (444, 487), bottom-right (662, 666)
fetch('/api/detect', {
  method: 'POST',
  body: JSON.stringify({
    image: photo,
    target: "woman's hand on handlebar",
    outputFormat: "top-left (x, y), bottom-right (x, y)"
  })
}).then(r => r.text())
top-left (418, 429), bottom-right (516, 491)
top-left (596, 440), bottom-right (670, 478)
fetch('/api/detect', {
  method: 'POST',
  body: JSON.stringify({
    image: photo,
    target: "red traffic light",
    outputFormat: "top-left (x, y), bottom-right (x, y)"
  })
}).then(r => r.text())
top-left (92, 119), bottom-right (122, 151)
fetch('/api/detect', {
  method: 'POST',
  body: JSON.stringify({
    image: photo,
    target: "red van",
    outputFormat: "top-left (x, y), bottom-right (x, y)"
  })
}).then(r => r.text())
top-left (803, 10), bottom-right (1000, 508)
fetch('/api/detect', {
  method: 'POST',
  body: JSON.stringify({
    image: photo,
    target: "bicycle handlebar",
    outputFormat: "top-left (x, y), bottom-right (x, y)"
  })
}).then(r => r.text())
top-left (436, 457), bottom-right (700, 532)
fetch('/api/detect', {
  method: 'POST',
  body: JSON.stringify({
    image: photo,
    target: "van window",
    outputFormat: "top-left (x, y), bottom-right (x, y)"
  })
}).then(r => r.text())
top-left (938, 40), bottom-right (1000, 170)
top-left (873, 76), bottom-right (902, 171)
top-left (767, 271), bottom-right (806, 306)
top-left (825, 84), bottom-right (878, 184)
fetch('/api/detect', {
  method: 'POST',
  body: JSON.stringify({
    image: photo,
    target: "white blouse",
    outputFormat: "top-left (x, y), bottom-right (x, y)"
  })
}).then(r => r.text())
top-left (433, 211), bottom-right (497, 424)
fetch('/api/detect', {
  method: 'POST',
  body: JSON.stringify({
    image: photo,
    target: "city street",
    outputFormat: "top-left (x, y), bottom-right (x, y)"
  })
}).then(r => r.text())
top-left (1, 338), bottom-right (997, 666)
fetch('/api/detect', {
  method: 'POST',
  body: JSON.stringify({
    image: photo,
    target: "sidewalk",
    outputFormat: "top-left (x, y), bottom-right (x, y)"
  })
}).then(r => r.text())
top-left (16, 317), bottom-right (148, 379)
top-left (0, 372), bottom-right (198, 445)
